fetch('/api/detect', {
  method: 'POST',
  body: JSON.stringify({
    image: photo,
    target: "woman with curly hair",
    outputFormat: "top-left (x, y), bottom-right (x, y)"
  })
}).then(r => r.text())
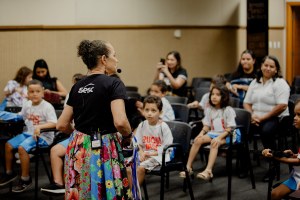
top-left (57, 39), bottom-right (132, 199)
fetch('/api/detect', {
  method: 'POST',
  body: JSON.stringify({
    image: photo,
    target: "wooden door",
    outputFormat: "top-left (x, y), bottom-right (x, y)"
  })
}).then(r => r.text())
top-left (286, 2), bottom-right (300, 84)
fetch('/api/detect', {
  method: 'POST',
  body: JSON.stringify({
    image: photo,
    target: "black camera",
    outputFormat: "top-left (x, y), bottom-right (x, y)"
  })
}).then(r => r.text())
top-left (160, 58), bottom-right (165, 65)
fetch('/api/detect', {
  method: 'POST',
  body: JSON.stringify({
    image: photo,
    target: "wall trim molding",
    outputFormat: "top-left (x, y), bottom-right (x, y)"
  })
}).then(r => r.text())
top-left (0, 25), bottom-right (244, 30)
top-left (0, 25), bottom-right (285, 31)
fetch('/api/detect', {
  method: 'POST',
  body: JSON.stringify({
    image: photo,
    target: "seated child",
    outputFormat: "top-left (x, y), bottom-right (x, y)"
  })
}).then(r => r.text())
top-left (262, 99), bottom-right (300, 200)
top-left (127, 95), bottom-right (173, 186)
top-left (187, 74), bottom-right (227, 111)
top-left (180, 85), bottom-right (236, 180)
top-left (0, 79), bottom-right (57, 193)
top-left (136, 80), bottom-right (175, 121)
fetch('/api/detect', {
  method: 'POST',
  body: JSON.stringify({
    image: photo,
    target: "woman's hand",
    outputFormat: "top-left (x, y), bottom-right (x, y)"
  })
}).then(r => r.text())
top-left (251, 114), bottom-right (261, 126)
top-left (156, 62), bottom-right (164, 71)
top-left (44, 89), bottom-right (51, 93)
top-left (187, 101), bottom-right (199, 109)
top-left (159, 65), bottom-right (169, 74)
top-left (262, 149), bottom-right (273, 157)
top-left (283, 149), bottom-right (294, 157)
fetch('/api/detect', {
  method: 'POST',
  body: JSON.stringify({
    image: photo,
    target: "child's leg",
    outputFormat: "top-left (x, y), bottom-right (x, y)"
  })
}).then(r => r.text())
top-left (18, 136), bottom-right (48, 178)
top-left (271, 184), bottom-right (292, 200)
top-left (50, 143), bottom-right (67, 186)
top-left (186, 135), bottom-right (211, 169)
top-left (5, 134), bottom-right (28, 173)
top-left (18, 146), bottom-right (30, 177)
top-left (5, 143), bottom-right (14, 173)
top-left (137, 166), bottom-right (146, 186)
top-left (205, 138), bottom-right (226, 172)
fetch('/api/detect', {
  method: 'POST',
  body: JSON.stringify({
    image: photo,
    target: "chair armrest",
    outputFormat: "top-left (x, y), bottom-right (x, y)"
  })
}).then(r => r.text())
top-left (161, 143), bottom-right (183, 167)
top-left (40, 128), bottom-right (58, 132)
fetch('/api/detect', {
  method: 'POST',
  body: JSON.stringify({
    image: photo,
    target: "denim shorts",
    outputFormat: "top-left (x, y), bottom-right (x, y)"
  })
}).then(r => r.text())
top-left (282, 176), bottom-right (297, 191)
top-left (7, 132), bottom-right (48, 152)
top-left (58, 138), bottom-right (69, 148)
top-left (207, 132), bottom-right (231, 144)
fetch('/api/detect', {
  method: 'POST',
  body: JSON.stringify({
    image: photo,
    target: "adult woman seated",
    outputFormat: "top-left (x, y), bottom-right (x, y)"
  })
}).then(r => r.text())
top-left (154, 51), bottom-right (188, 97)
top-left (243, 55), bottom-right (290, 152)
top-left (32, 59), bottom-right (67, 99)
top-left (227, 49), bottom-right (257, 104)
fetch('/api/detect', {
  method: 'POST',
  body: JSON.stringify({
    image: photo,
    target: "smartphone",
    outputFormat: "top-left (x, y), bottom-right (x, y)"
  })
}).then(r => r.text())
top-left (160, 58), bottom-right (165, 65)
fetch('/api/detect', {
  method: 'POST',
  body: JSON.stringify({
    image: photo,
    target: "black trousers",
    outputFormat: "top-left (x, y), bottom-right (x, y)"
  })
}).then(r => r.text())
top-left (250, 117), bottom-right (280, 150)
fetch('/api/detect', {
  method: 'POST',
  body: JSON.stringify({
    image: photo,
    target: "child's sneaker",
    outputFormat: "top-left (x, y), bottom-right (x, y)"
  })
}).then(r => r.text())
top-left (0, 173), bottom-right (18, 186)
top-left (12, 177), bottom-right (32, 193)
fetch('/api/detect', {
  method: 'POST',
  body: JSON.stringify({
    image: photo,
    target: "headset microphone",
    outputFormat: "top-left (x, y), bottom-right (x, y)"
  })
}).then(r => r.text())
top-left (117, 68), bottom-right (122, 73)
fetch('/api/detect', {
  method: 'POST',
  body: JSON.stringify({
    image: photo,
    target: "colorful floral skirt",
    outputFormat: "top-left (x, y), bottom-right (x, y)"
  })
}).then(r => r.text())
top-left (64, 130), bottom-right (131, 200)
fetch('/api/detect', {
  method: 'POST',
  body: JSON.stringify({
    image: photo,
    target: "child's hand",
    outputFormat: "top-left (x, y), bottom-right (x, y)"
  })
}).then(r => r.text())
top-left (211, 137), bottom-right (223, 148)
top-left (187, 101), bottom-right (199, 109)
top-left (33, 126), bottom-right (41, 141)
top-left (139, 151), bottom-right (146, 162)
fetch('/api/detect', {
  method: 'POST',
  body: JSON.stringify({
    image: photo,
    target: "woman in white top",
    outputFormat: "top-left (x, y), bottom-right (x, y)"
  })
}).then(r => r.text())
top-left (244, 55), bottom-right (290, 150)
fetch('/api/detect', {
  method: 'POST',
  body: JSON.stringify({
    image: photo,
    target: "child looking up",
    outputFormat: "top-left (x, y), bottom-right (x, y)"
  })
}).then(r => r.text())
top-left (128, 95), bottom-right (173, 186)
top-left (0, 79), bottom-right (57, 192)
top-left (180, 85), bottom-right (236, 180)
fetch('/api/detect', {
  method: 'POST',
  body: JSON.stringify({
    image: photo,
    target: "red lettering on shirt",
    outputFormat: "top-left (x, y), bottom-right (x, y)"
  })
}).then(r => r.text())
top-left (142, 135), bottom-right (162, 151)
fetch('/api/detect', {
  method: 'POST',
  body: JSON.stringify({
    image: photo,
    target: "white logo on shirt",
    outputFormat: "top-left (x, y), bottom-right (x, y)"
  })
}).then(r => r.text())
top-left (78, 83), bottom-right (94, 93)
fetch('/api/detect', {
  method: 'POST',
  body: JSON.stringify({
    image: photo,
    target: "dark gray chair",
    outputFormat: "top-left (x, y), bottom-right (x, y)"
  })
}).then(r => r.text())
top-left (125, 86), bottom-right (138, 92)
top-left (171, 103), bottom-right (189, 123)
top-left (290, 94), bottom-right (300, 103)
top-left (229, 96), bottom-right (240, 108)
top-left (191, 77), bottom-right (212, 89)
top-left (202, 108), bottom-right (255, 200)
top-left (165, 96), bottom-right (188, 104)
top-left (126, 91), bottom-right (142, 100)
top-left (142, 121), bottom-right (194, 200)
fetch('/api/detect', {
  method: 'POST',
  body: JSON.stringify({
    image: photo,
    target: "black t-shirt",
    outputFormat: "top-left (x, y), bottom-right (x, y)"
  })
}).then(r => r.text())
top-left (67, 74), bottom-right (127, 133)
top-left (41, 77), bottom-right (58, 91)
top-left (163, 67), bottom-right (188, 97)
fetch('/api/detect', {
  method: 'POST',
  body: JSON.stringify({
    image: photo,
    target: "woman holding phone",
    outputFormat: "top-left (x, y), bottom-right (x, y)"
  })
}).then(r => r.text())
top-left (154, 51), bottom-right (188, 97)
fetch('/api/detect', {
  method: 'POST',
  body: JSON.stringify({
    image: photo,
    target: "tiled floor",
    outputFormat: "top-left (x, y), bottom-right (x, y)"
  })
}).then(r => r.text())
top-left (0, 152), bottom-right (291, 200)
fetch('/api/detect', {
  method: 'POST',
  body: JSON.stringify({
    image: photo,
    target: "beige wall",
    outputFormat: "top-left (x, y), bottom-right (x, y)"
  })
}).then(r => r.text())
top-left (0, 28), bottom-right (246, 97)
top-left (0, 0), bottom-right (246, 26)
top-left (0, 0), bottom-right (288, 99)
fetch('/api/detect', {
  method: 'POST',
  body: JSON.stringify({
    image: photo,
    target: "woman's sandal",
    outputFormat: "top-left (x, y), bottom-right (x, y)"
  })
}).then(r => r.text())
top-left (179, 167), bottom-right (193, 178)
top-left (196, 169), bottom-right (213, 181)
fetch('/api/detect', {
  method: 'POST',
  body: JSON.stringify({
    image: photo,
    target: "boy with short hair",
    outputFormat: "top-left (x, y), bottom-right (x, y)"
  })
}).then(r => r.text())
top-left (141, 80), bottom-right (175, 121)
top-left (131, 95), bottom-right (173, 185)
top-left (0, 79), bottom-right (57, 192)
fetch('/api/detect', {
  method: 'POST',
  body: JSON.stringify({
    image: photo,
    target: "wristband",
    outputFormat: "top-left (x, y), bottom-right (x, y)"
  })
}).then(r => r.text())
top-left (123, 132), bottom-right (133, 139)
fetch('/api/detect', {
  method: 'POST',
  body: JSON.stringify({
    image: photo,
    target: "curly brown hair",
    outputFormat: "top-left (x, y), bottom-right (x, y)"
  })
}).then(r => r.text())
top-left (77, 40), bottom-right (110, 70)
